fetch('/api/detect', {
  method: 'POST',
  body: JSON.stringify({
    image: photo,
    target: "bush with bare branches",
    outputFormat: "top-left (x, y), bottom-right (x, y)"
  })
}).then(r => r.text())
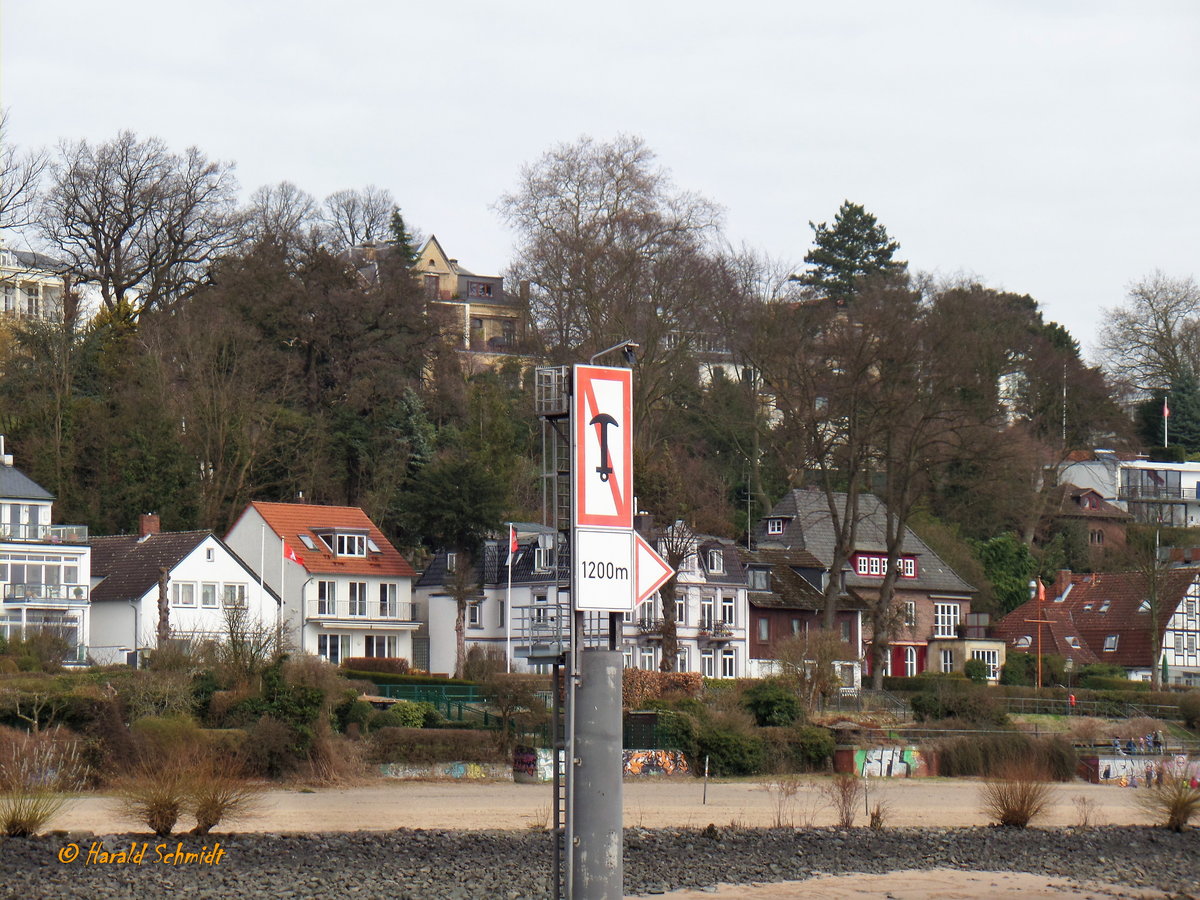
top-left (979, 761), bottom-right (1054, 827)
top-left (1136, 768), bottom-right (1200, 832)
top-left (0, 726), bottom-right (85, 836)
top-left (822, 773), bottom-right (864, 828)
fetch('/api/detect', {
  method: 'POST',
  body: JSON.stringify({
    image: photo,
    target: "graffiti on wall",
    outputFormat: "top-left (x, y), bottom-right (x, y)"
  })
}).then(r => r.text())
top-left (513, 747), bottom-right (556, 784)
top-left (623, 749), bottom-right (690, 776)
top-left (855, 746), bottom-right (928, 778)
top-left (1095, 755), bottom-right (1200, 787)
top-left (380, 762), bottom-right (511, 780)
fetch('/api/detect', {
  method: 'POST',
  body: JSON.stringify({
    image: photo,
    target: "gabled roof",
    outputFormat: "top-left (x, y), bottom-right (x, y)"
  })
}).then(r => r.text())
top-left (738, 547), bottom-right (868, 612)
top-left (756, 490), bottom-right (975, 595)
top-left (417, 235), bottom-right (476, 277)
top-left (91, 531), bottom-right (253, 604)
top-left (238, 501), bottom-right (415, 578)
top-left (417, 525), bottom-right (562, 590)
top-left (0, 464), bottom-right (53, 501)
top-left (1054, 484), bottom-right (1131, 521)
top-left (995, 569), bottom-right (1199, 668)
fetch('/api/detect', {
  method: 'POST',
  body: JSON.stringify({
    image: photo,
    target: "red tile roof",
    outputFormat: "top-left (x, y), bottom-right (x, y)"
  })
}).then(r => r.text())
top-left (995, 569), bottom-right (1198, 668)
top-left (239, 501), bottom-right (415, 578)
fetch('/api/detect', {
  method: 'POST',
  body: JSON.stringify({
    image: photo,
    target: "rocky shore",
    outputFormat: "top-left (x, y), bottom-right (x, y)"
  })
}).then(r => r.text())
top-left (3, 825), bottom-right (1197, 899)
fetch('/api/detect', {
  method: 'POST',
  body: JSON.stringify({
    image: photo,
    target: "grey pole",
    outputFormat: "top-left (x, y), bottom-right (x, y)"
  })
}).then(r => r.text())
top-left (571, 647), bottom-right (623, 900)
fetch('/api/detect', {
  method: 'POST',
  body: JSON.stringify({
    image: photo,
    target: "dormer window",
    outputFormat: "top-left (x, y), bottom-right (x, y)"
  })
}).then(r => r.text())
top-left (315, 531), bottom-right (367, 557)
top-left (1066, 636), bottom-right (1080, 649)
top-left (534, 547), bottom-right (553, 572)
top-left (707, 549), bottom-right (724, 574)
top-left (1015, 635), bottom-right (1032, 648)
top-left (766, 518), bottom-right (784, 535)
top-left (748, 568), bottom-right (769, 591)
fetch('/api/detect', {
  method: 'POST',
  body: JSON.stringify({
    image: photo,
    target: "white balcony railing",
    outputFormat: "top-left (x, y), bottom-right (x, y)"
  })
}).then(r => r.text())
top-left (306, 599), bottom-right (420, 622)
top-left (0, 523), bottom-right (89, 543)
top-left (3, 583), bottom-right (90, 603)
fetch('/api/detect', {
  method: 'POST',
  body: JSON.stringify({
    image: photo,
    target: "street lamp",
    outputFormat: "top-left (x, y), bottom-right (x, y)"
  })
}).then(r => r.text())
top-left (589, 340), bottom-right (640, 367)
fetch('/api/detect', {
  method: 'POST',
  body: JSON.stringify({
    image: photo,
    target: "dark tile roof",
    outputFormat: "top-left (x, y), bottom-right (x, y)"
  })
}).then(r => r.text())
top-left (417, 527), bottom-right (563, 590)
top-left (994, 569), bottom-right (1198, 668)
top-left (756, 490), bottom-right (975, 595)
top-left (0, 464), bottom-right (53, 501)
top-left (739, 547), bottom-right (868, 612)
top-left (90, 531), bottom-right (212, 603)
top-left (1054, 484), bottom-right (1132, 522)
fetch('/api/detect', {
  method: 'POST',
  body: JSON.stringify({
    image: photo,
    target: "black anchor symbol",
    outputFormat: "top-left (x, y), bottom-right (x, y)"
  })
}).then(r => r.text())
top-left (589, 413), bottom-right (618, 482)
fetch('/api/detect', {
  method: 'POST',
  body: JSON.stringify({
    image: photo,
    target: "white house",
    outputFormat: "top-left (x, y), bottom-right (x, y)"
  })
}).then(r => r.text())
top-left (0, 244), bottom-right (67, 322)
top-left (0, 442), bottom-right (91, 663)
top-left (225, 501), bottom-right (418, 665)
top-left (88, 515), bottom-right (279, 666)
top-left (415, 524), bottom-right (561, 675)
top-left (1060, 452), bottom-right (1200, 527)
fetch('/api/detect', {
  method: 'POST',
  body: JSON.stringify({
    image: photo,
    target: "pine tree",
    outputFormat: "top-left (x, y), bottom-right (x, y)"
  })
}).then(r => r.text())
top-left (798, 200), bottom-right (906, 304)
top-left (389, 208), bottom-right (419, 267)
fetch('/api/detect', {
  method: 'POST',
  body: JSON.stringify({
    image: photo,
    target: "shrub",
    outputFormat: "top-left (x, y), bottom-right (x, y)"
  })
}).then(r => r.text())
top-left (1179, 691), bottom-right (1200, 729)
top-left (624, 669), bottom-right (704, 710)
top-left (963, 658), bottom-right (989, 684)
top-left (340, 657), bottom-right (411, 676)
top-left (979, 761), bottom-right (1054, 828)
top-left (1136, 769), bottom-right (1200, 832)
top-left (933, 733), bottom-right (1075, 781)
top-left (822, 773), bottom-right (864, 828)
top-left (240, 716), bottom-right (299, 779)
top-left (762, 725), bottom-right (834, 773)
top-left (0, 726), bottom-right (85, 836)
top-left (696, 714), bottom-right (765, 777)
top-left (114, 759), bottom-right (191, 835)
top-left (654, 710), bottom-right (699, 759)
top-left (334, 697), bottom-right (374, 734)
top-left (370, 702), bottom-right (427, 730)
top-left (367, 727), bottom-right (508, 765)
top-left (741, 679), bottom-right (804, 727)
top-left (911, 686), bottom-right (1007, 726)
top-left (187, 756), bottom-right (263, 835)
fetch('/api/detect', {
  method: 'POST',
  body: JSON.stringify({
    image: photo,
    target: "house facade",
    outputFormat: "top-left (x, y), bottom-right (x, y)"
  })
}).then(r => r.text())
top-left (88, 516), bottom-right (279, 666)
top-left (627, 535), bottom-right (750, 679)
top-left (995, 568), bottom-right (1200, 686)
top-left (1049, 483), bottom-right (1131, 565)
top-left (415, 525), bottom-right (561, 675)
top-left (1060, 451), bottom-right (1200, 527)
top-left (0, 245), bottom-right (67, 322)
top-left (0, 444), bottom-right (91, 663)
top-left (754, 491), bottom-right (999, 681)
top-left (225, 502), bottom-right (418, 665)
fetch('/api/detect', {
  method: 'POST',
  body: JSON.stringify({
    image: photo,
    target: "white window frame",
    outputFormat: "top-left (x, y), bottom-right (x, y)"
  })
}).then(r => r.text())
top-left (201, 582), bottom-right (219, 608)
top-left (1103, 634), bottom-right (1119, 651)
top-left (766, 518), bottom-right (784, 535)
top-left (971, 648), bottom-right (1000, 681)
top-left (379, 582), bottom-right (397, 617)
top-left (639, 647), bottom-right (656, 671)
top-left (758, 617), bottom-right (769, 641)
top-left (348, 582), bottom-right (367, 616)
top-left (904, 646), bottom-right (917, 677)
top-left (940, 648), bottom-right (954, 673)
top-left (903, 559), bottom-right (915, 578)
top-left (317, 633), bottom-right (350, 665)
top-left (336, 533), bottom-right (367, 557)
top-left (856, 556), bottom-right (869, 575)
top-left (468, 599), bottom-right (481, 627)
top-left (223, 584), bottom-right (247, 608)
top-left (904, 601), bottom-right (917, 627)
top-left (675, 595), bottom-right (686, 625)
top-left (172, 582), bottom-right (196, 607)
top-left (317, 580), bottom-right (336, 616)
top-left (720, 595), bottom-right (735, 625)
top-left (707, 549), bottom-right (724, 574)
top-left (934, 603), bottom-right (960, 638)
top-left (365, 634), bottom-right (398, 658)
top-left (869, 556), bottom-right (881, 575)
top-left (701, 649), bottom-right (715, 678)
top-left (720, 648), bottom-right (736, 679)
top-left (701, 596), bottom-right (714, 629)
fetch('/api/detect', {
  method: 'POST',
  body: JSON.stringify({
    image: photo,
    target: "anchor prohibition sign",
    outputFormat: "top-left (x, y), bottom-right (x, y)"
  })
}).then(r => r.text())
top-left (573, 365), bottom-right (632, 530)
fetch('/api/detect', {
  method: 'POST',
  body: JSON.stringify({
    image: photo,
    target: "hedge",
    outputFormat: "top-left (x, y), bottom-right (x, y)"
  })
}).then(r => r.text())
top-left (341, 657), bottom-right (410, 676)
top-left (367, 727), bottom-right (508, 765)
top-left (623, 669), bottom-right (703, 709)
top-left (341, 670), bottom-right (476, 688)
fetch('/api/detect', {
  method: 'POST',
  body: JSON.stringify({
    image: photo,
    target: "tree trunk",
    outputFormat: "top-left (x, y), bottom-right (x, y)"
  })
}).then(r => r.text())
top-left (454, 601), bottom-right (466, 679)
top-left (156, 567), bottom-right (170, 648)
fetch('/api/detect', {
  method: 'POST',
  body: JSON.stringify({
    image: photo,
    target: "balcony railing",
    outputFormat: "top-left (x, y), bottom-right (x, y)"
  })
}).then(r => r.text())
top-left (4, 583), bottom-right (90, 603)
top-left (0, 523), bottom-right (89, 543)
top-left (637, 618), bottom-right (665, 636)
top-left (698, 621), bottom-right (734, 640)
top-left (1118, 485), bottom-right (1193, 501)
top-left (306, 600), bottom-right (420, 621)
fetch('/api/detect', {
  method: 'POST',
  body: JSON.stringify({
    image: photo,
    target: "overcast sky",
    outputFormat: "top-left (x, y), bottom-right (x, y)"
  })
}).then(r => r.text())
top-left (2, 1), bottom-right (1196, 360)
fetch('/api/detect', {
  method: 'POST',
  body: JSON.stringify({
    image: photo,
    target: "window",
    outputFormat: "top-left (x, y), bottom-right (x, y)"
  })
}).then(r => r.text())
top-left (748, 568), bottom-right (769, 591)
top-left (971, 649), bottom-right (1000, 681)
top-left (380, 583), bottom-right (397, 617)
top-left (1066, 636), bottom-right (1080, 649)
top-left (904, 601), bottom-right (917, 627)
top-left (1099, 601), bottom-right (1111, 614)
top-left (1103, 634), bottom-right (1119, 651)
top-left (676, 648), bottom-right (688, 672)
top-left (905, 646), bottom-right (917, 677)
top-left (1187, 600), bottom-right (1197, 616)
top-left (675, 596), bottom-right (685, 625)
top-left (622, 646), bottom-right (633, 669)
top-left (700, 597), bottom-right (714, 629)
top-left (1175, 632), bottom-right (1185, 652)
top-left (223, 584), bottom-right (247, 608)
top-left (201, 583), bottom-right (218, 608)
top-left (940, 648), bottom-right (954, 673)
top-left (205, 547), bottom-right (215, 562)
top-left (534, 547), bottom-right (553, 572)
top-left (468, 599), bottom-right (481, 627)
top-left (366, 538), bottom-right (381, 553)
top-left (172, 583), bottom-right (196, 607)
top-left (299, 535), bottom-right (316, 551)
top-left (446, 552), bottom-right (457, 574)
top-left (701, 649), bottom-right (715, 678)
top-left (317, 633), bottom-right (349, 665)
top-left (467, 281), bottom-right (493, 298)
top-left (841, 619), bottom-right (851, 642)
top-left (1189, 634), bottom-right (1197, 653)
top-left (758, 617), bottom-right (769, 641)
top-left (869, 556), bottom-right (881, 575)
top-left (1015, 635), bottom-right (1032, 648)
top-left (348, 582), bottom-right (367, 616)
top-left (720, 648), bottom-right (736, 678)
top-left (720, 595), bottom-right (735, 625)
top-left (856, 556), bottom-right (869, 575)
top-left (791, 617), bottom-right (801, 635)
top-left (533, 594), bottom-right (548, 625)
top-left (336, 534), bottom-right (366, 557)
top-left (317, 580), bottom-right (336, 615)
top-left (707, 550), bottom-right (724, 574)
top-left (903, 559), bottom-right (916, 578)
top-left (365, 635), bottom-right (398, 658)
top-left (499, 598), bottom-right (506, 628)
top-left (766, 518), bottom-right (784, 535)
top-left (640, 647), bottom-right (656, 671)
top-left (934, 603), bottom-right (960, 638)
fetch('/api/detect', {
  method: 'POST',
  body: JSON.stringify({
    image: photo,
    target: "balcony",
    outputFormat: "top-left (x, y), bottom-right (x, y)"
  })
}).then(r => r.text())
top-left (637, 618), bottom-right (665, 638)
top-left (4, 583), bottom-right (89, 604)
top-left (698, 621), bottom-right (734, 642)
top-left (306, 600), bottom-right (420, 623)
top-left (0, 524), bottom-right (88, 543)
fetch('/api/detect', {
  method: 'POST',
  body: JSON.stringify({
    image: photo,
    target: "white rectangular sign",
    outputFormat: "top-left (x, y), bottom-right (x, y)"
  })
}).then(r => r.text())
top-left (574, 528), bottom-right (635, 611)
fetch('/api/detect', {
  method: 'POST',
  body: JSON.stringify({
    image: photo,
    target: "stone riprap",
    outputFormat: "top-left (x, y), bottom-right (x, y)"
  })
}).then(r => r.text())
top-left (2, 825), bottom-right (1197, 899)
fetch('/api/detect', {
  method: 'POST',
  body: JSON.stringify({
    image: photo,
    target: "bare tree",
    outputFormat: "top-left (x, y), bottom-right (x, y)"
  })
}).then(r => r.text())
top-left (245, 181), bottom-right (318, 253)
top-left (39, 132), bottom-right (242, 316)
top-left (446, 553), bottom-right (480, 679)
top-left (1099, 272), bottom-right (1200, 394)
top-left (0, 109), bottom-right (46, 232)
top-left (654, 520), bottom-right (698, 672)
top-left (321, 186), bottom-right (395, 248)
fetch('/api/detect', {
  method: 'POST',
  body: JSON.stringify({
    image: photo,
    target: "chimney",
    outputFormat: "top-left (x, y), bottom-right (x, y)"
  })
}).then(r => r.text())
top-left (1054, 569), bottom-right (1072, 599)
top-left (139, 514), bottom-right (161, 537)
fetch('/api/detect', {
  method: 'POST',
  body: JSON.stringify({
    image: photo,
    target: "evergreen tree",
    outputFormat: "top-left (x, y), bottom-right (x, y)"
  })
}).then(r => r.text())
top-left (798, 200), bottom-right (905, 304)
top-left (389, 208), bottom-right (419, 267)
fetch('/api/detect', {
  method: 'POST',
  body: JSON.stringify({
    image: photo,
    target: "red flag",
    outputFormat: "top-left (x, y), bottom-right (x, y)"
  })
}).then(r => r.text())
top-left (1036, 577), bottom-right (1045, 605)
top-left (1164, 397), bottom-right (1171, 419)
top-left (507, 525), bottom-right (518, 565)
top-left (284, 541), bottom-right (305, 566)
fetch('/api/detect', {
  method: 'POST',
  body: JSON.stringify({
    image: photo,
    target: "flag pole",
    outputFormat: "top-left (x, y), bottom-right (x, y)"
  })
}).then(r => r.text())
top-left (506, 523), bottom-right (513, 673)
